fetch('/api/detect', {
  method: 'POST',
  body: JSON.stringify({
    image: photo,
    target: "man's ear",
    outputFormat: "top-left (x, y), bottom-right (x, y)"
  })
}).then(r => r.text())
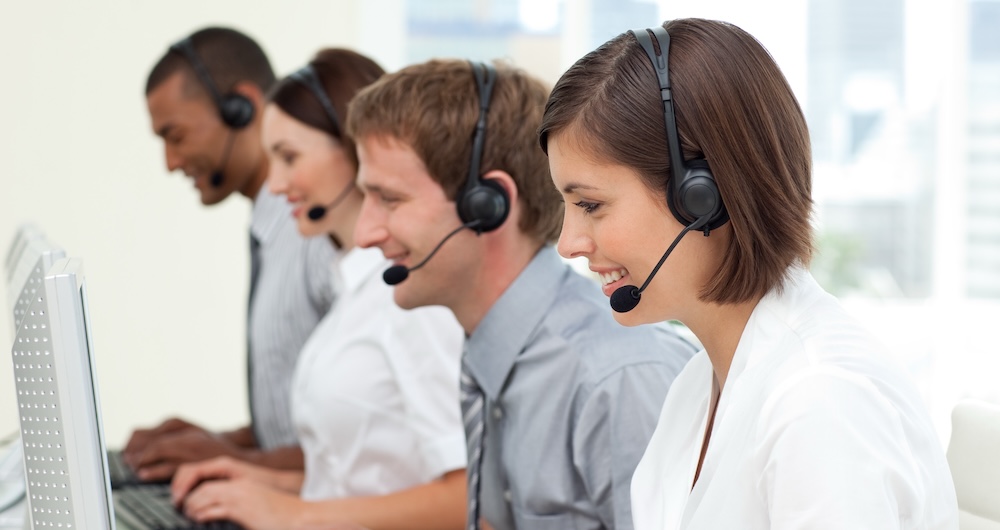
top-left (482, 169), bottom-right (518, 208)
top-left (231, 81), bottom-right (266, 116)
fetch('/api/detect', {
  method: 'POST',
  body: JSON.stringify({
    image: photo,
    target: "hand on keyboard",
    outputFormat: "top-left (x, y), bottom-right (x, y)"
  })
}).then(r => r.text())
top-left (171, 457), bottom-right (294, 506)
top-left (129, 427), bottom-right (248, 483)
top-left (177, 477), bottom-right (303, 530)
top-left (124, 417), bottom-right (204, 462)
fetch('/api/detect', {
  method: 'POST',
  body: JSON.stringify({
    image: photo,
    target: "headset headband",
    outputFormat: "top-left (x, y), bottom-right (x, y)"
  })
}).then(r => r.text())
top-left (466, 61), bottom-right (497, 196)
top-left (288, 64), bottom-right (342, 137)
top-left (630, 27), bottom-right (688, 202)
top-left (170, 37), bottom-right (225, 109)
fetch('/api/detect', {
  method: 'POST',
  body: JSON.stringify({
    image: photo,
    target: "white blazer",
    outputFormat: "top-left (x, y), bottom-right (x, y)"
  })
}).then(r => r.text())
top-left (631, 267), bottom-right (958, 530)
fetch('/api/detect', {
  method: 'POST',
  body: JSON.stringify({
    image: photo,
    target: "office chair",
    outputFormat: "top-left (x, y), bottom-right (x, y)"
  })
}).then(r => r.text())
top-left (947, 399), bottom-right (1000, 529)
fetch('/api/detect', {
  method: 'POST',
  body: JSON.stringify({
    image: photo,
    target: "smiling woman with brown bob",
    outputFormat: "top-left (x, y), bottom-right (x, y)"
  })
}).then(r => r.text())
top-left (539, 17), bottom-right (958, 530)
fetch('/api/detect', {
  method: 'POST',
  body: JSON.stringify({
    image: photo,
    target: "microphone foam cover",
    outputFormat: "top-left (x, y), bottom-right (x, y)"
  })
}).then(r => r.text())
top-left (610, 285), bottom-right (641, 313)
top-left (307, 206), bottom-right (326, 221)
top-left (382, 265), bottom-right (409, 286)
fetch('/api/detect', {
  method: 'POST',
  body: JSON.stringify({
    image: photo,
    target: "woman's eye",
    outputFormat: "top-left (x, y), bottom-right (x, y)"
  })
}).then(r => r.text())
top-left (574, 200), bottom-right (600, 214)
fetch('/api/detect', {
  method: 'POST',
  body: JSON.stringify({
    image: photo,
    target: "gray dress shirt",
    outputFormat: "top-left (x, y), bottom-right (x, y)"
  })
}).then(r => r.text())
top-left (464, 246), bottom-right (696, 530)
top-left (248, 187), bottom-right (337, 449)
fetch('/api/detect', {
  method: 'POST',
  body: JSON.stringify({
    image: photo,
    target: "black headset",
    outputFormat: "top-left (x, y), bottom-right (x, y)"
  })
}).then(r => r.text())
top-left (630, 26), bottom-right (728, 233)
top-left (288, 65), bottom-right (342, 137)
top-left (170, 36), bottom-right (255, 130)
top-left (456, 61), bottom-right (510, 234)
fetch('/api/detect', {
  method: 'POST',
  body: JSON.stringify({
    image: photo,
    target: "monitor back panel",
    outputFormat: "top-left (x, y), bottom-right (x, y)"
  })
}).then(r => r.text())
top-left (11, 257), bottom-right (115, 529)
top-left (9, 238), bottom-right (65, 335)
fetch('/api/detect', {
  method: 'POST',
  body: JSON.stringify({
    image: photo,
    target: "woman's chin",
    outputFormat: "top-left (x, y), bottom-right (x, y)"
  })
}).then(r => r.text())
top-left (610, 304), bottom-right (662, 327)
top-left (295, 214), bottom-right (331, 239)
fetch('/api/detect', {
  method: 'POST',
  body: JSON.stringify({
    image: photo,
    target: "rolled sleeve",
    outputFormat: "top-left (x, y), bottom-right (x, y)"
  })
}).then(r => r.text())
top-left (573, 362), bottom-right (674, 530)
top-left (391, 305), bottom-right (467, 480)
top-left (419, 432), bottom-right (468, 479)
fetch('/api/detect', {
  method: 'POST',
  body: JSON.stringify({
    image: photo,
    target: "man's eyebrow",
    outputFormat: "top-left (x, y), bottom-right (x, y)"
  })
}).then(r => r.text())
top-left (360, 181), bottom-right (383, 193)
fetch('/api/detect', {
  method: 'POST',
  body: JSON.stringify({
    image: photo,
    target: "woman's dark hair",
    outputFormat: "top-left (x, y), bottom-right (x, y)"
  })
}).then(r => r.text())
top-left (267, 48), bottom-right (385, 168)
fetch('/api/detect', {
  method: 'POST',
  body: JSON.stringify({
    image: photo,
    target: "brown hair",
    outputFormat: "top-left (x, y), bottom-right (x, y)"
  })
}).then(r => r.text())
top-left (267, 48), bottom-right (385, 169)
top-left (346, 59), bottom-right (561, 244)
top-left (539, 18), bottom-right (814, 304)
top-left (146, 27), bottom-right (276, 96)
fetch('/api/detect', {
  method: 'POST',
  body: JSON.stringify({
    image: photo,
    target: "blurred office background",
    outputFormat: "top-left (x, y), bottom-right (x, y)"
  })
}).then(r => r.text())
top-left (0, 0), bottom-right (997, 448)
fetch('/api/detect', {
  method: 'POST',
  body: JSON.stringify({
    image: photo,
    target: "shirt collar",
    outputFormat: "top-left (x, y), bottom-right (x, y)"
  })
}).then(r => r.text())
top-left (334, 246), bottom-right (388, 295)
top-left (465, 245), bottom-right (567, 399)
top-left (250, 185), bottom-right (286, 244)
top-left (726, 264), bottom-right (821, 386)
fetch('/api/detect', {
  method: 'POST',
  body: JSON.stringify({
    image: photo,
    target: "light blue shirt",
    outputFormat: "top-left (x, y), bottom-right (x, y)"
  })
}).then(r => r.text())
top-left (464, 246), bottom-right (696, 530)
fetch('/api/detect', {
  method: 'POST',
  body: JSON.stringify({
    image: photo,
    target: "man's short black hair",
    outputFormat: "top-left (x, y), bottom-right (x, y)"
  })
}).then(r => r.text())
top-left (146, 26), bottom-right (276, 98)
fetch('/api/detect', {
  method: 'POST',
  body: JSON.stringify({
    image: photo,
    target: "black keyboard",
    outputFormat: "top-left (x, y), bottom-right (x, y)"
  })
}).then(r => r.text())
top-left (113, 484), bottom-right (241, 530)
top-left (108, 450), bottom-right (169, 489)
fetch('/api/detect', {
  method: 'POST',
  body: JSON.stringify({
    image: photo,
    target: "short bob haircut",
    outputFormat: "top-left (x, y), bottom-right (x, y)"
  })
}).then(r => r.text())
top-left (267, 48), bottom-right (385, 170)
top-left (539, 18), bottom-right (814, 304)
top-left (346, 59), bottom-right (562, 245)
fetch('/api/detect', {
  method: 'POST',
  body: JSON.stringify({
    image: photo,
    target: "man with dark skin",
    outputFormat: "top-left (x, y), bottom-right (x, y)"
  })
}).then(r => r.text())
top-left (124, 27), bottom-right (336, 482)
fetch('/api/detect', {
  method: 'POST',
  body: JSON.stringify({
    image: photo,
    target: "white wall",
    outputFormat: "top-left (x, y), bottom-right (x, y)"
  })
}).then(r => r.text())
top-left (1, 0), bottom-right (996, 456)
top-left (0, 0), bottom-right (404, 447)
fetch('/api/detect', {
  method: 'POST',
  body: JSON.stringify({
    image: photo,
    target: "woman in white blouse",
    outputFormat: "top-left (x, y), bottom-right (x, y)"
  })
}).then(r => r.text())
top-left (539, 18), bottom-right (958, 530)
top-left (169, 48), bottom-right (467, 530)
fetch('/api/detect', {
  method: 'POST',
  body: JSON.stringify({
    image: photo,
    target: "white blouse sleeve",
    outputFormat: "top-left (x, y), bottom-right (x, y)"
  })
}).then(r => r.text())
top-left (385, 304), bottom-right (467, 480)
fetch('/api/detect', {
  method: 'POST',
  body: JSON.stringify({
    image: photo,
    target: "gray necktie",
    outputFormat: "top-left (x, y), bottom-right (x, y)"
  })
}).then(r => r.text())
top-left (249, 233), bottom-right (262, 307)
top-left (460, 359), bottom-right (485, 530)
top-left (248, 232), bottom-right (262, 438)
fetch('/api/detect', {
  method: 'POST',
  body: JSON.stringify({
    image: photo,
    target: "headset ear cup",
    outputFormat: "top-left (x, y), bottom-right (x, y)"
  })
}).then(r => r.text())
top-left (458, 178), bottom-right (510, 233)
top-left (667, 160), bottom-right (729, 230)
top-left (220, 94), bottom-right (254, 129)
top-left (665, 181), bottom-right (688, 226)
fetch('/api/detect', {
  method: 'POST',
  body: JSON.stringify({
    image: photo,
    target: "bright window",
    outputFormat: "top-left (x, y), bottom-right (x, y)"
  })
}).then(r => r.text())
top-left (400, 0), bottom-right (1000, 443)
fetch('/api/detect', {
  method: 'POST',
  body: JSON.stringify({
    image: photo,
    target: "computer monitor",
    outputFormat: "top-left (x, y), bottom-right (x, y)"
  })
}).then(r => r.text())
top-left (4, 223), bottom-right (49, 319)
top-left (3, 223), bottom-right (43, 284)
top-left (7, 233), bottom-right (65, 335)
top-left (11, 257), bottom-right (115, 529)
top-left (1, 225), bottom-right (61, 524)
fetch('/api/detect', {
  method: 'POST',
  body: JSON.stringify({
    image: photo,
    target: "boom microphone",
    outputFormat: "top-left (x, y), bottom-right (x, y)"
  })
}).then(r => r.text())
top-left (609, 213), bottom-right (713, 313)
top-left (210, 129), bottom-right (238, 188)
top-left (307, 181), bottom-right (358, 221)
top-left (383, 220), bottom-right (480, 285)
